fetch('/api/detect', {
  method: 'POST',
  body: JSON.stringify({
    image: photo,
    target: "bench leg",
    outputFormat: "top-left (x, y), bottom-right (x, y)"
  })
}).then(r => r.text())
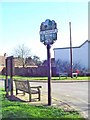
top-left (38, 91), bottom-right (40, 101)
top-left (29, 94), bottom-right (31, 102)
top-left (16, 89), bottom-right (18, 95)
top-left (23, 91), bottom-right (25, 95)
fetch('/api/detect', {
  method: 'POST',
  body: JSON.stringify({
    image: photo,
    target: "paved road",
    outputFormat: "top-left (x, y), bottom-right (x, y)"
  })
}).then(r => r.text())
top-left (0, 80), bottom-right (89, 119)
top-left (31, 81), bottom-right (89, 119)
top-left (52, 82), bottom-right (89, 118)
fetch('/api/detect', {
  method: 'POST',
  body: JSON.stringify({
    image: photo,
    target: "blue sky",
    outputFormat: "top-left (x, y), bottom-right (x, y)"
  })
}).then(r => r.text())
top-left (0, 2), bottom-right (88, 60)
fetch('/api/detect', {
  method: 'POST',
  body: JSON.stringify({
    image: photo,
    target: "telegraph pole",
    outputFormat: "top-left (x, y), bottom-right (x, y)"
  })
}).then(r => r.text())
top-left (69, 22), bottom-right (73, 78)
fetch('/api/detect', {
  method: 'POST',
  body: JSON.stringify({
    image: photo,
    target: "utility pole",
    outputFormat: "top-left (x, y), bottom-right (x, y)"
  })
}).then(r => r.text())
top-left (69, 22), bottom-right (73, 78)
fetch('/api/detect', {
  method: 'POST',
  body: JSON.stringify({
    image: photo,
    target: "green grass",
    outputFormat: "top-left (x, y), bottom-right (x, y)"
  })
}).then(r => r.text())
top-left (0, 75), bottom-right (89, 81)
top-left (0, 89), bottom-right (85, 120)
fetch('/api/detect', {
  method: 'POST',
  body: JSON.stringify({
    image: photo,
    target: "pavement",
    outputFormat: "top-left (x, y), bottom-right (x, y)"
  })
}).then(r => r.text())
top-left (10, 90), bottom-right (75, 112)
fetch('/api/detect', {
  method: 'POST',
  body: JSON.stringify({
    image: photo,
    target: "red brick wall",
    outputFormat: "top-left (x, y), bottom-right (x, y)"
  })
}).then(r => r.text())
top-left (2, 66), bottom-right (57, 77)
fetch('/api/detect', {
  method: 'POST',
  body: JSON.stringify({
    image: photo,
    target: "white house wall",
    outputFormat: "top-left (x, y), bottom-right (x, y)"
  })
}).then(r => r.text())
top-left (54, 48), bottom-right (70, 62)
top-left (73, 42), bottom-right (88, 69)
top-left (88, 42), bottom-right (90, 71)
top-left (54, 41), bottom-right (88, 70)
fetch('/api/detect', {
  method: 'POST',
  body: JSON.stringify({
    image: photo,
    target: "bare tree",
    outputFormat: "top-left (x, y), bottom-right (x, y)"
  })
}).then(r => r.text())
top-left (55, 59), bottom-right (86, 75)
top-left (32, 55), bottom-right (42, 66)
top-left (13, 44), bottom-right (31, 67)
top-left (55, 59), bottom-right (70, 74)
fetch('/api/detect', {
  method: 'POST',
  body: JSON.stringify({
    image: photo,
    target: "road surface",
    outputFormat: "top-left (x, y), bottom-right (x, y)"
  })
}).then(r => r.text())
top-left (31, 81), bottom-right (89, 119)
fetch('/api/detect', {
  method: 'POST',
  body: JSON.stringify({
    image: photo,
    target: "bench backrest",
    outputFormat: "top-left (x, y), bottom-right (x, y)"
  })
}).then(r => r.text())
top-left (14, 80), bottom-right (30, 93)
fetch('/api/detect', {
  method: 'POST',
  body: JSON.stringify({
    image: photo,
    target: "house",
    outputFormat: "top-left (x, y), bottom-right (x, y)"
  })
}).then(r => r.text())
top-left (0, 54), bottom-right (6, 74)
top-left (0, 56), bottom-right (6, 67)
top-left (14, 57), bottom-right (37, 67)
top-left (0, 55), bottom-right (38, 74)
top-left (53, 40), bottom-right (90, 72)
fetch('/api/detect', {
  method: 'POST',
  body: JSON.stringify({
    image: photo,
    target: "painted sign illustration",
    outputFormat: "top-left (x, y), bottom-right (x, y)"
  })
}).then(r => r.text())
top-left (40, 19), bottom-right (58, 45)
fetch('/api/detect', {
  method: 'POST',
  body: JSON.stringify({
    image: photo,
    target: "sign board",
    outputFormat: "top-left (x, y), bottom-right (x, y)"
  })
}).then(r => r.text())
top-left (40, 19), bottom-right (58, 45)
top-left (6, 56), bottom-right (14, 76)
top-left (7, 58), bottom-right (11, 76)
top-left (40, 29), bottom-right (58, 34)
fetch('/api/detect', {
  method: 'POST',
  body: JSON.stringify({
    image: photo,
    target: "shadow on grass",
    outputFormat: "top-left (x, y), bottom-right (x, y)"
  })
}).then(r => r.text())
top-left (7, 95), bottom-right (25, 102)
top-left (0, 91), bottom-right (26, 103)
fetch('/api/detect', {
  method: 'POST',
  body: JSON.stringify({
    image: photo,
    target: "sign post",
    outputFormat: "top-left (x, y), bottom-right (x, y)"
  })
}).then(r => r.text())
top-left (39, 19), bottom-right (58, 105)
top-left (47, 44), bottom-right (51, 105)
top-left (5, 56), bottom-right (14, 97)
top-left (5, 58), bottom-right (9, 97)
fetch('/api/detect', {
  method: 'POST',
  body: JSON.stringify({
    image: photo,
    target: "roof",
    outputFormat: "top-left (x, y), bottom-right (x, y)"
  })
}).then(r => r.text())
top-left (53, 40), bottom-right (90, 50)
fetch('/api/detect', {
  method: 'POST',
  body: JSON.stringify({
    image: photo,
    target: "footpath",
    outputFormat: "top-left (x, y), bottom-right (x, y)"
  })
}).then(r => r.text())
top-left (12, 90), bottom-right (75, 112)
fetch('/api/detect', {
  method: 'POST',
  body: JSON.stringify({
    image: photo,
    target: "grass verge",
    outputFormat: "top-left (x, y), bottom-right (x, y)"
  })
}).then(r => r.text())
top-left (0, 75), bottom-right (89, 81)
top-left (0, 89), bottom-right (85, 120)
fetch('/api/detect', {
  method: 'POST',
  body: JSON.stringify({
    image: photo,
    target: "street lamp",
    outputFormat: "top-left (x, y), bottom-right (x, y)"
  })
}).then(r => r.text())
top-left (39, 19), bottom-right (58, 105)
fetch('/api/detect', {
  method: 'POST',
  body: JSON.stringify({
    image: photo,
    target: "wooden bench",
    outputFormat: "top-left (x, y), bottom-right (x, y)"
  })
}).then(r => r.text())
top-left (14, 80), bottom-right (42, 102)
top-left (59, 73), bottom-right (68, 79)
